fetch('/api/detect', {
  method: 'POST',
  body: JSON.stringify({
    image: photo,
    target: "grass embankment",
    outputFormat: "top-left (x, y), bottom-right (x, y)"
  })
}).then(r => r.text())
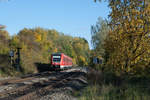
top-left (75, 68), bottom-right (150, 100)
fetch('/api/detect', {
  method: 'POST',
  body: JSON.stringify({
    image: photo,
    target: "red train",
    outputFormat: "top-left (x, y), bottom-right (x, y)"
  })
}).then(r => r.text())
top-left (50, 53), bottom-right (73, 70)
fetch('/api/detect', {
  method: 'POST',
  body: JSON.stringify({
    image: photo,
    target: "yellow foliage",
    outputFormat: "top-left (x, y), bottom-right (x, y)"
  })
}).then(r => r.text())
top-left (80, 56), bottom-right (85, 62)
top-left (104, 1), bottom-right (150, 75)
top-left (34, 34), bottom-right (41, 42)
top-left (79, 56), bottom-right (88, 65)
top-left (54, 48), bottom-right (57, 52)
top-left (72, 58), bottom-right (76, 65)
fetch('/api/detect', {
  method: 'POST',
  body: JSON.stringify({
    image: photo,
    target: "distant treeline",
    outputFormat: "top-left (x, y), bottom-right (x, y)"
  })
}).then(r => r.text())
top-left (0, 27), bottom-right (90, 76)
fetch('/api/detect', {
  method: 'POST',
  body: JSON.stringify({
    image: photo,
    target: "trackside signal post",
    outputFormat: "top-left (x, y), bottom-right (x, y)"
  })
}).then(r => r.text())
top-left (9, 47), bottom-right (22, 71)
top-left (9, 49), bottom-right (14, 66)
top-left (93, 57), bottom-right (103, 64)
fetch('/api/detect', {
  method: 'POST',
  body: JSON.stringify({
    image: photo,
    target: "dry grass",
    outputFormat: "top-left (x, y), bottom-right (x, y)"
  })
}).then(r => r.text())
top-left (75, 68), bottom-right (150, 100)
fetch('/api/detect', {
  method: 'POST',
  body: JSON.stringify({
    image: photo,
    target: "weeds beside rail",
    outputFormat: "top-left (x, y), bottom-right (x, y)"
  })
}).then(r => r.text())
top-left (75, 68), bottom-right (150, 100)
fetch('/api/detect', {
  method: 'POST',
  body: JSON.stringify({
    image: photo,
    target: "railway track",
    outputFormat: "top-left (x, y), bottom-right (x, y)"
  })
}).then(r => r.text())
top-left (0, 68), bottom-right (87, 100)
top-left (0, 71), bottom-right (53, 86)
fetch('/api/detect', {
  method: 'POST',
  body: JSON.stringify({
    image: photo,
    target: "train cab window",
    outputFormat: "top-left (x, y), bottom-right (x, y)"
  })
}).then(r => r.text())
top-left (53, 56), bottom-right (61, 62)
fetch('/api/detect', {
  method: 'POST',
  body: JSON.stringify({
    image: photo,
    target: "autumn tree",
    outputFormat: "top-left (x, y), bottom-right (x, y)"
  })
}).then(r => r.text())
top-left (102, 0), bottom-right (150, 76)
top-left (0, 26), bottom-right (10, 54)
top-left (91, 17), bottom-right (109, 57)
top-left (0, 25), bottom-right (90, 75)
top-left (15, 27), bottom-right (90, 73)
top-left (72, 37), bottom-right (90, 66)
top-left (0, 25), bottom-right (6, 30)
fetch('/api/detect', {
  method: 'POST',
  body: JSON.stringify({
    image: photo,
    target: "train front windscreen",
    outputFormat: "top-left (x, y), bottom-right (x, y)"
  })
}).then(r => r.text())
top-left (52, 55), bottom-right (61, 62)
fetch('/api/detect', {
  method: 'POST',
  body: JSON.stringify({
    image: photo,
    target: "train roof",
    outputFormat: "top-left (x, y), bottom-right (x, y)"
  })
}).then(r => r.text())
top-left (51, 53), bottom-right (63, 55)
top-left (51, 53), bottom-right (72, 59)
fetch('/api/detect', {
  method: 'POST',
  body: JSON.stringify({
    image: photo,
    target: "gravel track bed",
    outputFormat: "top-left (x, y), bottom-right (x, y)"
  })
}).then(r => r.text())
top-left (39, 88), bottom-right (77, 100)
top-left (0, 67), bottom-right (88, 100)
top-left (39, 71), bottom-right (87, 100)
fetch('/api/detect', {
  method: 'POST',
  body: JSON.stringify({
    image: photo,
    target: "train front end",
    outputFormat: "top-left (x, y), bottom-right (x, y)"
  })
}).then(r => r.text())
top-left (51, 53), bottom-right (62, 70)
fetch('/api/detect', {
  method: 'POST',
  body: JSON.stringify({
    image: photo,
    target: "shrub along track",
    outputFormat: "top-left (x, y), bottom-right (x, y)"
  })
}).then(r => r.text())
top-left (0, 69), bottom-right (86, 100)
